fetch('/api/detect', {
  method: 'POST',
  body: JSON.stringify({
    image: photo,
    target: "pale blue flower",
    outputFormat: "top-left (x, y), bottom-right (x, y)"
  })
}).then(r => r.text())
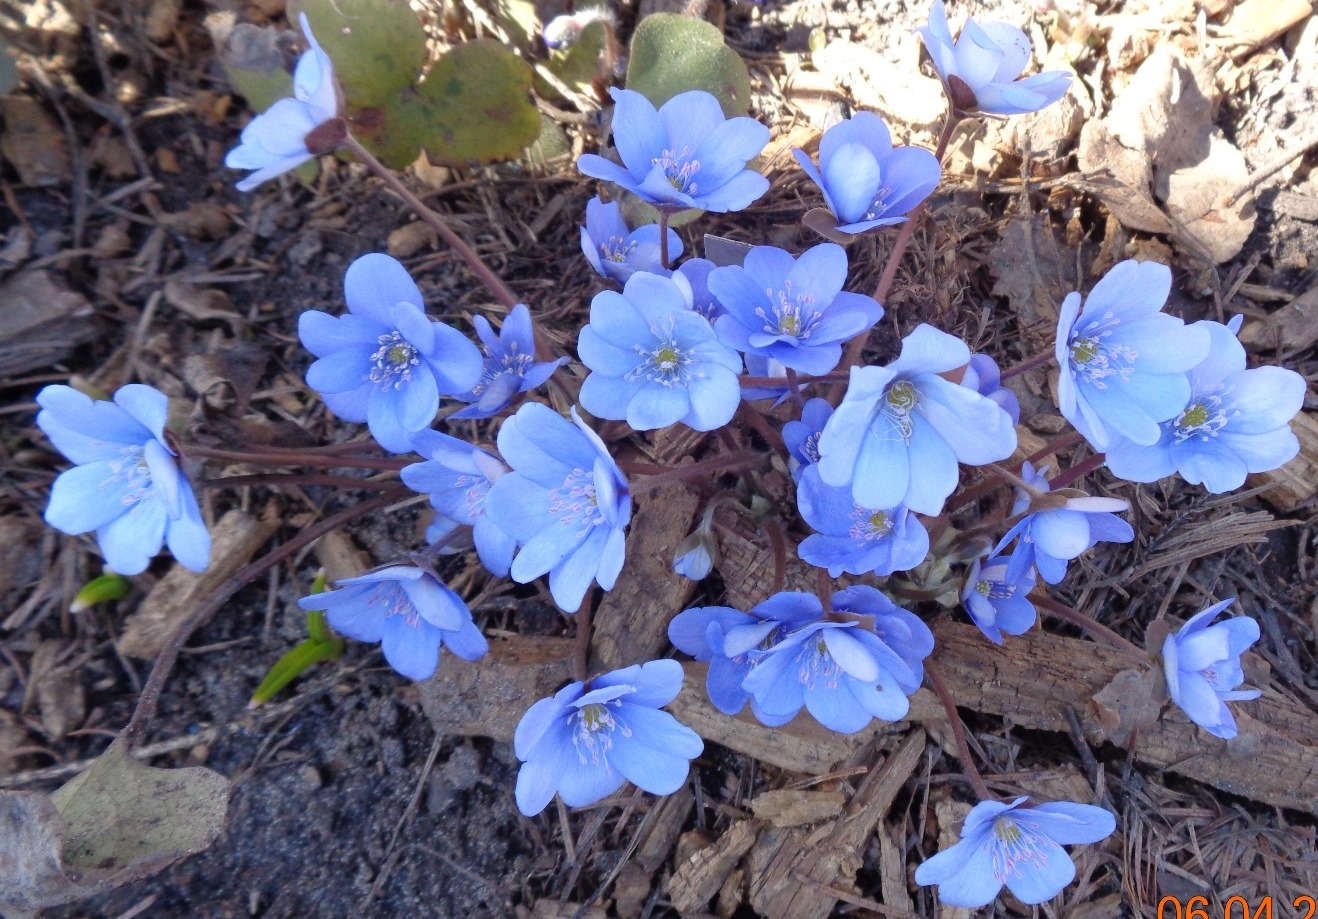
top-left (1105, 319), bottom-right (1305, 492)
top-left (580, 196), bottom-right (682, 283)
top-left (793, 112), bottom-right (941, 235)
top-left (298, 563), bottom-right (487, 681)
top-left (917, 0), bottom-right (1072, 116)
top-left (578, 88), bottom-right (770, 213)
top-left (513, 659), bottom-right (702, 815)
top-left (710, 243), bottom-right (883, 375)
top-left (993, 462), bottom-right (1133, 585)
top-left (37, 384), bottom-right (210, 576)
top-left (484, 404), bottom-right (630, 612)
top-left (672, 525), bottom-right (717, 581)
top-left (1056, 259), bottom-right (1212, 451)
top-left (796, 467), bottom-right (929, 577)
top-left (225, 13), bottom-right (341, 191)
top-left (817, 324), bottom-right (1017, 516)
top-left (1162, 598), bottom-right (1261, 739)
top-left (299, 253), bottom-right (483, 453)
top-left (914, 797), bottom-right (1116, 907)
top-left (667, 594), bottom-right (820, 721)
top-left (453, 304), bottom-right (567, 420)
top-left (740, 592), bottom-right (923, 732)
top-left (782, 397), bottom-right (833, 482)
top-left (401, 431), bottom-right (517, 577)
top-left (579, 272), bottom-right (743, 432)
top-left (961, 555), bottom-right (1036, 643)
top-left (964, 353), bottom-right (1020, 424)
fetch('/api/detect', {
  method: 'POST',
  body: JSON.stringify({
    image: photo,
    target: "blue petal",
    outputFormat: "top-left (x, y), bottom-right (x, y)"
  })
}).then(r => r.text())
top-left (914, 835), bottom-right (1003, 908)
top-left (1020, 802), bottom-right (1116, 845)
top-left (97, 499), bottom-right (167, 575)
top-left (380, 615), bottom-right (442, 680)
top-left (343, 253), bottom-right (424, 327)
top-left (45, 462), bottom-right (136, 535)
top-left (165, 482), bottom-right (211, 572)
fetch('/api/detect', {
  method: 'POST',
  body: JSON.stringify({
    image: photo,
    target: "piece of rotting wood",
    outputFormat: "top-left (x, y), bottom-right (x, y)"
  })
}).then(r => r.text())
top-left (745, 730), bottom-right (926, 919)
top-left (667, 819), bottom-right (760, 917)
top-left (635, 786), bottom-right (694, 874)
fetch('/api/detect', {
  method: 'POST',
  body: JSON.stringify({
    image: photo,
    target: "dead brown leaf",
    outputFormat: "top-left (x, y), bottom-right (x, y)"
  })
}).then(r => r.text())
top-left (0, 97), bottom-right (71, 188)
top-left (0, 269), bottom-right (96, 377)
top-left (1092, 667), bottom-right (1164, 748)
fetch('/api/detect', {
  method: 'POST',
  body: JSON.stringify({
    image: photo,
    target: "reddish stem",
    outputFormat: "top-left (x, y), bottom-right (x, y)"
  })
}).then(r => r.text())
top-left (925, 658), bottom-right (994, 800)
top-left (1047, 453), bottom-right (1107, 490)
top-left (1032, 594), bottom-right (1143, 655)
top-left (1000, 350), bottom-right (1055, 380)
top-left (184, 444), bottom-right (407, 472)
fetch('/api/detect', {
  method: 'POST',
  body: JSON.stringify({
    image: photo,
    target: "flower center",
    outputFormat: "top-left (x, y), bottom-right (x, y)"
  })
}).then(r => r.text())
top-left (1068, 318), bottom-right (1138, 389)
top-left (367, 583), bottom-right (420, 627)
top-left (626, 322), bottom-right (697, 388)
top-left (848, 506), bottom-right (892, 542)
top-left (801, 431), bottom-right (823, 465)
top-left (600, 235), bottom-right (636, 263)
top-left (471, 342), bottom-right (533, 397)
top-left (652, 147), bottom-right (700, 195)
top-left (881, 380), bottom-right (919, 442)
top-left (571, 701), bottom-right (630, 765)
top-left (992, 817), bottom-right (1021, 844)
top-left (977, 577), bottom-right (1017, 600)
top-left (550, 467), bottom-right (605, 535)
top-left (989, 816), bottom-right (1049, 882)
top-left (755, 280), bottom-right (822, 341)
top-left (861, 186), bottom-right (893, 222)
top-left (103, 445), bottom-right (155, 508)
top-left (797, 635), bottom-right (841, 690)
top-left (1173, 388), bottom-right (1232, 443)
top-left (368, 331), bottom-right (420, 390)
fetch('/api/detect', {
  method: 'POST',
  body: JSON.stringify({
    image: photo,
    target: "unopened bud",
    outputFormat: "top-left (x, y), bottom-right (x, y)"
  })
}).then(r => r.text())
top-left (672, 528), bottom-right (717, 581)
top-left (70, 572), bottom-right (131, 612)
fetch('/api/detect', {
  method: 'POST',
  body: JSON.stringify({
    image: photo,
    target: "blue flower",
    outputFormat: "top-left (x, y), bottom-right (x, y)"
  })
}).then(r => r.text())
top-left (740, 592), bottom-right (923, 732)
top-left (225, 14), bottom-right (341, 191)
top-left (37, 384), bottom-right (211, 576)
top-left (793, 112), bottom-right (941, 235)
top-left (709, 243), bottom-right (883, 375)
top-left (484, 404), bottom-right (631, 612)
top-left (672, 526), bottom-right (717, 581)
top-left (401, 430), bottom-right (517, 577)
top-left (298, 563), bottom-right (488, 681)
top-left (580, 196), bottom-right (682, 283)
top-left (1162, 598), bottom-right (1261, 739)
top-left (579, 272), bottom-right (743, 432)
top-left (1056, 259), bottom-right (1212, 451)
top-left (782, 397), bottom-right (833, 482)
top-left (674, 258), bottom-right (722, 322)
top-left (1105, 319), bottom-right (1305, 493)
top-left (513, 659), bottom-right (702, 815)
top-left (916, 0), bottom-right (1072, 116)
top-left (796, 467), bottom-right (930, 577)
top-left (961, 555), bottom-right (1037, 643)
top-left (964, 353), bottom-right (1020, 424)
top-left (914, 797), bottom-right (1116, 907)
top-left (577, 88), bottom-right (770, 214)
top-left (830, 585), bottom-right (934, 691)
top-left (817, 324), bottom-right (1018, 516)
top-left (299, 254), bottom-right (483, 453)
top-left (667, 594), bottom-right (821, 720)
top-left (993, 462), bottom-right (1133, 585)
top-left (453, 304), bottom-right (567, 420)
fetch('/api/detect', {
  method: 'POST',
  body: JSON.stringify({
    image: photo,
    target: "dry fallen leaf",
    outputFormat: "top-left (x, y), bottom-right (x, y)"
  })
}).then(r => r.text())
top-left (0, 97), bottom-right (71, 188)
top-left (0, 269), bottom-right (96, 377)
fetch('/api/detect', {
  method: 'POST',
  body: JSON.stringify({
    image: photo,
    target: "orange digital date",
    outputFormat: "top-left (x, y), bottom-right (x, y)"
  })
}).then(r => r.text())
top-left (1158, 896), bottom-right (1318, 919)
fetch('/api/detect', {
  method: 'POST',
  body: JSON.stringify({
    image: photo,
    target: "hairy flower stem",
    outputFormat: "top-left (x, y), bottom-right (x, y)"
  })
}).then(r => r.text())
top-left (784, 368), bottom-right (807, 407)
top-left (201, 472), bottom-right (398, 490)
top-left (623, 451), bottom-right (763, 492)
top-left (1047, 452), bottom-right (1107, 490)
top-left (738, 371), bottom-right (850, 388)
top-left (832, 113), bottom-right (963, 393)
top-left (1000, 350), bottom-right (1055, 380)
top-left (183, 444), bottom-right (407, 472)
top-left (574, 587), bottom-right (596, 682)
top-left (1032, 594), bottom-right (1143, 655)
top-left (658, 209), bottom-right (673, 270)
top-left (926, 658), bottom-right (994, 800)
top-left (342, 135), bottom-right (519, 311)
top-left (121, 487), bottom-right (411, 751)
top-left (942, 432), bottom-right (1087, 515)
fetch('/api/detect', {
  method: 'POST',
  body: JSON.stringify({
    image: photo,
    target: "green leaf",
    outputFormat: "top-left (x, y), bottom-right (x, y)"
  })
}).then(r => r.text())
top-left (69, 572), bottom-right (131, 613)
top-left (249, 636), bottom-right (342, 708)
top-left (493, 0), bottom-right (542, 51)
top-left (355, 40), bottom-right (539, 169)
top-left (49, 743), bottom-right (229, 872)
top-left (625, 13), bottom-right (752, 117)
top-left (288, 0), bottom-right (428, 108)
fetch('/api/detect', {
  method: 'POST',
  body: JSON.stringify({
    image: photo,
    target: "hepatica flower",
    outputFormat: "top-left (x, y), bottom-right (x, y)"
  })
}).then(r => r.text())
top-left (580, 196), bottom-right (682, 283)
top-left (710, 243), bottom-right (883, 375)
top-left (796, 467), bottom-right (930, 578)
top-left (961, 555), bottom-right (1037, 644)
top-left (916, 0), bottom-right (1072, 116)
top-left (793, 112), bottom-right (941, 235)
top-left (668, 593), bottom-right (822, 721)
top-left (994, 462), bottom-right (1133, 585)
top-left (452, 304), bottom-right (566, 421)
top-left (1162, 598), bottom-right (1262, 739)
top-left (1056, 259), bottom-right (1211, 452)
top-left (514, 659), bottom-right (702, 815)
top-left (782, 397), bottom-right (833, 482)
top-left (1105, 319), bottom-right (1304, 493)
top-left (37, 384), bottom-right (211, 576)
top-left (485, 404), bottom-right (630, 612)
top-left (299, 254), bottom-right (482, 453)
top-left (578, 88), bottom-right (770, 214)
top-left (401, 431), bottom-right (516, 577)
top-left (915, 797), bottom-right (1116, 907)
top-left (225, 13), bottom-right (342, 191)
top-left (579, 272), bottom-right (743, 432)
top-left (817, 324), bottom-right (1017, 516)
top-left (299, 564), bottom-right (488, 681)
top-left (741, 592), bottom-right (925, 732)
